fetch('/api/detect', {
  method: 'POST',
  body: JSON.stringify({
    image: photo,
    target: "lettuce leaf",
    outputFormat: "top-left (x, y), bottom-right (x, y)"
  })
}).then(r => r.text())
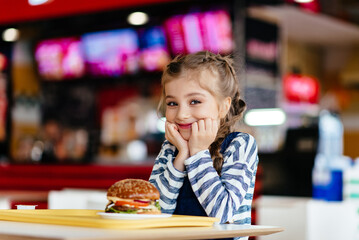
top-left (106, 206), bottom-right (138, 214)
top-left (155, 201), bottom-right (161, 211)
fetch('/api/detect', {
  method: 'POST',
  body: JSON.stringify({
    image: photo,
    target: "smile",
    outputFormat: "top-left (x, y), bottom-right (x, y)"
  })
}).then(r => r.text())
top-left (177, 123), bottom-right (192, 129)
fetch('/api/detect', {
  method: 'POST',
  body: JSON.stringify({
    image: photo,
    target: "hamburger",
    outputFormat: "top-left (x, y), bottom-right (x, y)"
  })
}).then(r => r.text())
top-left (105, 179), bottom-right (161, 214)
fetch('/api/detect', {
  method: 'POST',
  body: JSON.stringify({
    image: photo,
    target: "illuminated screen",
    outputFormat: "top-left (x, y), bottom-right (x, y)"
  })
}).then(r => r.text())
top-left (82, 29), bottom-right (139, 77)
top-left (138, 26), bottom-right (170, 72)
top-left (35, 37), bottom-right (85, 80)
top-left (35, 9), bottom-right (233, 80)
top-left (165, 10), bottom-right (233, 54)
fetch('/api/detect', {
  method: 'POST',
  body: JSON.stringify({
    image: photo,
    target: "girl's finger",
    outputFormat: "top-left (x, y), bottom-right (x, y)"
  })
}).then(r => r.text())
top-left (169, 125), bottom-right (178, 136)
top-left (216, 119), bottom-right (220, 127)
top-left (198, 119), bottom-right (205, 131)
top-left (213, 119), bottom-right (219, 133)
top-left (192, 121), bottom-right (198, 135)
top-left (209, 119), bottom-right (216, 136)
top-left (165, 122), bottom-right (176, 138)
top-left (205, 118), bottom-right (212, 132)
top-left (166, 122), bottom-right (176, 131)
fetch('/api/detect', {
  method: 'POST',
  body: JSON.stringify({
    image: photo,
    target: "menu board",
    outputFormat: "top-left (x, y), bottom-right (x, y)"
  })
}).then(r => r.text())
top-left (82, 29), bottom-right (140, 77)
top-left (165, 10), bottom-right (233, 54)
top-left (35, 37), bottom-right (85, 80)
top-left (33, 8), bottom-right (234, 81)
top-left (244, 18), bottom-right (279, 110)
top-left (138, 26), bottom-right (170, 72)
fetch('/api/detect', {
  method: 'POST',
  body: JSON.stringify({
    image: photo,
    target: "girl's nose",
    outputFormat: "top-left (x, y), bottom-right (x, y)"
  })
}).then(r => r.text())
top-left (176, 105), bottom-right (190, 119)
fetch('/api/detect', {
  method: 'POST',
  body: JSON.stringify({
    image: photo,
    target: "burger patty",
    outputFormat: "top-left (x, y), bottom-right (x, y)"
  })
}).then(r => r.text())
top-left (111, 205), bottom-right (138, 211)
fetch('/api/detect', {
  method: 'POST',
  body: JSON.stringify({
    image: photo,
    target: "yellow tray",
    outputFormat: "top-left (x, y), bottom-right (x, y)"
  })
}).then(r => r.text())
top-left (0, 209), bottom-right (219, 229)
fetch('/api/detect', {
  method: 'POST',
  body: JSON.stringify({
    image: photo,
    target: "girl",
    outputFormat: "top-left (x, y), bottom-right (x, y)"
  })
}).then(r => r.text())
top-left (149, 51), bottom-right (259, 237)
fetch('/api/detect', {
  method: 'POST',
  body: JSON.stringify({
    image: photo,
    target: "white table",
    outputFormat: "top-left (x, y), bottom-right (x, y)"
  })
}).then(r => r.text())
top-left (0, 220), bottom-right (283, 240)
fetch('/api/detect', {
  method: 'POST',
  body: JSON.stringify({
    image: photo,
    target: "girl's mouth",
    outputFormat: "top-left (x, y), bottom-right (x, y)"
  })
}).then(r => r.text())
top-left (177, 123), bottom-right (192, 129)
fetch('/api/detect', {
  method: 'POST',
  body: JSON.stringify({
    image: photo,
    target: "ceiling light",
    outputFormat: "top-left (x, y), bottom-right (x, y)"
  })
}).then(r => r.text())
top-left (2, 28), bottom-right (20, 42)
top-left (294, 0), bottom-right (314, 3)
top-left (244, 108), bottom-right (286, 126)
top-left (28, 0), bottom-right (51, 6)
top-left (127, 12), bottom-right (149, 26)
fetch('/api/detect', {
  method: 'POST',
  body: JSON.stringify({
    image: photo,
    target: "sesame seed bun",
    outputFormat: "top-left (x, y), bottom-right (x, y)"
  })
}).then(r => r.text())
top-left (107, 179), bottom-right (159, 200)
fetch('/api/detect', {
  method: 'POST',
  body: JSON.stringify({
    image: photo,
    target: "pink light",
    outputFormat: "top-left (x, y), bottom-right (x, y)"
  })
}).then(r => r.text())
top-left (35, 37), bottom-right (85, 80)
top-left (165, 16), bottom-right (186, 54)
top-left (165, 10), bottom-right (233, 55)
top-left (182, 13), bottom-right (203, 53)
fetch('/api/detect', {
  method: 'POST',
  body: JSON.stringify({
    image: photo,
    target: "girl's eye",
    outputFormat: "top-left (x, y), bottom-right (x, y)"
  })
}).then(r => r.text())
top-left (190, 99), bottom-right (201, 105)
top-left (166, 101), bottom-right (177, 106)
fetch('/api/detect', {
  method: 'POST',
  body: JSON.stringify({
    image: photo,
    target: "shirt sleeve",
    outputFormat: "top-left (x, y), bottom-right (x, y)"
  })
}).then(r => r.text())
top-left (149, 140), bottom-right (186, 214)
top-left (185, 133), bottom-right (259, 223)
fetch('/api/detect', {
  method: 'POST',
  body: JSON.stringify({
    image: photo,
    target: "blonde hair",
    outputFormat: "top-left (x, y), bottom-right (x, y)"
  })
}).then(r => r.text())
top-left (159, 51), bottom-right (246, 175)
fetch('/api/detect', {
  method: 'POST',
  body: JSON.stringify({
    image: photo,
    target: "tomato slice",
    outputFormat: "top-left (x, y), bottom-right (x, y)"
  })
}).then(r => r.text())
top-left (115, 200), bottom-right (149, 207)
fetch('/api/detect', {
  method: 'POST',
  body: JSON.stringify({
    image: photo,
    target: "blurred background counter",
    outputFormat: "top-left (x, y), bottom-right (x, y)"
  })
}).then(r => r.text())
top-left (0, 163), bottom-right (153, 209)
top-left (256, 196), bottom-right (359, 240)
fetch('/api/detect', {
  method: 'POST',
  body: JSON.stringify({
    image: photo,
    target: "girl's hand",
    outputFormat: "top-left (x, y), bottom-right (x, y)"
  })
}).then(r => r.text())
top-left (189, 118), bottom-right (219, 156)
top-left (165, 121), bottom-right (189, 171)
top-left (165, 121), bottom-right (188, 152)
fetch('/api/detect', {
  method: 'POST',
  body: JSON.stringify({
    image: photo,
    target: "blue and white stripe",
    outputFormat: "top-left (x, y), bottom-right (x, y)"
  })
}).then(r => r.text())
top-left (149, 132), bottom-right (259, 224)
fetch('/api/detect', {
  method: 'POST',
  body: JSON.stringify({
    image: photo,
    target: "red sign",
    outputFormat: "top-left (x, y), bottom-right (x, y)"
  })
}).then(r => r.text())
top-left (283, 73), bottom-right (320, 104)
top-left (0, 0), bottom-right (176, 25)
top-left (285, 0), bottom-right (320, 13)
top-left (0, 53), bottom-right (7, 72)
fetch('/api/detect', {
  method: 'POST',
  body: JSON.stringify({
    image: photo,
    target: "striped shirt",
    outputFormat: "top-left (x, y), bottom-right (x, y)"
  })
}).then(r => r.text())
top-left (149, 132), bottom-right (259, 226)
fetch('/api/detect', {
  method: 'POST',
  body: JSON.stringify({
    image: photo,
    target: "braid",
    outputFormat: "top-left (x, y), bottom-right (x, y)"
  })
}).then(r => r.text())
top-left (210, 135), bottom-right (226, 175)
top-left (205, 54), bottom-right (246, 175)
top-left (210, 123), bottom-right (230, 175)
top-left (228, 93), bottom-right (246, 129)
top-left (210, 94), bottom-right (246, 175)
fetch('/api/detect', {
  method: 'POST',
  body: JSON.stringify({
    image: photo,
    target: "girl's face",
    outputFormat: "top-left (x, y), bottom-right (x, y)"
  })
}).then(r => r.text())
top-left (164, 73), bottom-right (228, 141)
